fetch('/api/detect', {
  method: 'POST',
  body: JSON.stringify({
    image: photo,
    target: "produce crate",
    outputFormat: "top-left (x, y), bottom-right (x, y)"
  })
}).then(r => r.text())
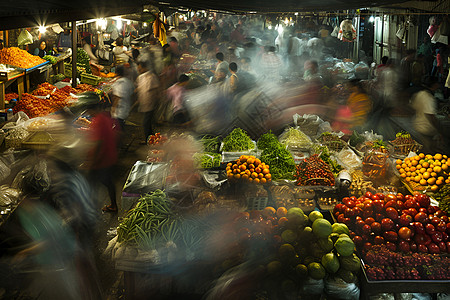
top-left (389, 141), bottom-right (423, 158)
top-left (316, 196), bottom-right (338, 211)
top-left (80, 73), bottom-right (101, 86)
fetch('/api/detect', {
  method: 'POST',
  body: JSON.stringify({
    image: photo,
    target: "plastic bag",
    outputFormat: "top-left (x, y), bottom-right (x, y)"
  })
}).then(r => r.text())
top-left (336, 147), bottom-right (362, 171)
top-left (18, 29), bottom-right (33, 46)
top-left (0, 185), bottom-right (19, 206)
top-left (361, 130), bottom-right (383, 142)
top-left (412, 294), bottom-right (432, 300)
top-left (301, 278), bottom-right (324, 295)
top-left (294, 114), bottom-right (325, 138)
top-left (324, 277), bottom-right (360, 300)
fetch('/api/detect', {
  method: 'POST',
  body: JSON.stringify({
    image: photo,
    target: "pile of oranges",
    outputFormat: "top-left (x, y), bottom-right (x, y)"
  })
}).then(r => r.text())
top-left (226, 155), bottom-right (272, 184)
top-left (396, 153), bottom-right (450, 192)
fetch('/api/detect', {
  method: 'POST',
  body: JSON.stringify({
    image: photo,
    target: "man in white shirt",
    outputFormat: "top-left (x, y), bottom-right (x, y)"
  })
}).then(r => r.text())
top-left (135, 60), bottom-right (160, 143)
top-left (111, 65), bottom-right (134, 130)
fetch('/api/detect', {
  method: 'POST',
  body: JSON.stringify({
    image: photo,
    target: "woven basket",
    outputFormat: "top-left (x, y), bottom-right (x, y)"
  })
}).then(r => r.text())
top-left (391, 141), bottom-right (423, 156)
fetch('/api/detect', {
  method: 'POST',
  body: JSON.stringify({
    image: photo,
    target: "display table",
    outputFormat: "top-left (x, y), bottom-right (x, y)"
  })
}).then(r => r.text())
top-left (23, 61), bottom-right (52, 92)
top-left (0, 72), bottom-right (25, 109)
top-left (52, 51), bottom-right (72, 75)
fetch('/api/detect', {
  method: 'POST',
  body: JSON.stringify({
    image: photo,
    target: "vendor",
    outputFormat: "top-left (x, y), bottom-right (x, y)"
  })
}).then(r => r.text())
top-left (112, 37), bottom-right (129, 65)
top-left (81, 36), bottom-right (98, 64)
top-left (34, 40), bottom-right (47, 58)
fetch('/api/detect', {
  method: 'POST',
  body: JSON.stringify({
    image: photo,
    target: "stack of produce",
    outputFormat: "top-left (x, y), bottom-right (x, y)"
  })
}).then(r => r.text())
top-left (396, 153), bottom-right (450, 192)
top-left (295, 154), bottom-right (335, 186)
top-left (147, 132), bottom-right (167, 146)
top-left (31, 82), bottom-right (56, 96)
top-left (76, 48), bottom-right (91, 74)
top-left (349, 170), bottom-right (375, 197)
top-left (311, 144), bottom-right (342, 176)
top-left (362, 143), bottom-right (389, 180)
top-left (200, 135), bottom-right (220, 153)
top-left (42, 55), bottom-right (57, 64)
top-left (258, 131), bottom-right (296, 180)
top-left (0, 47), bottom-right (46, 69)
top-left (193, 152), bottom-right (221, 169)
top-left (358, 139), bottom-right (389, 154)
top-left (279, 127), bottom-right (312, 150)
top-left (390, 131), bottom-right (422, 156)
top-left (317, 132), bottom-right (346, 152)
top-left (222, 128), bottom-right (254, 152)
top-left (226, 155), bottom-right (271, 184)
top-left (333, 192), bottom-right (450, 262)
top-left (5, 93), bottom-right (19, 103)
top-left (433, 183), bottom-right (450, 213)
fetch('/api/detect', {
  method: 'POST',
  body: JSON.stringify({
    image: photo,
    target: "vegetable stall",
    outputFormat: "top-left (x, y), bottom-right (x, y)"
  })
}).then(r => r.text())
top-left (105, 123), bottom-right (450, 299)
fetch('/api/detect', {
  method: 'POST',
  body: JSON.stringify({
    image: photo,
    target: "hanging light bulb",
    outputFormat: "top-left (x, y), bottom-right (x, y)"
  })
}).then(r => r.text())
top-left (369, 16), bottom-right (375, 23)
top-left (38, 26), bottom-right (46, 33)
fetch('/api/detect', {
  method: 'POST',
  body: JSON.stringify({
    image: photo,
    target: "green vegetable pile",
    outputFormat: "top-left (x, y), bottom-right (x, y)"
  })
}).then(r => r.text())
top-left (434, 184), bottom-right (450, 213)
top-left (200, 135), bottom-right (220, 153)
top-left (349, 131), bottom-right (365, 147)
top-left (43, 55), bottom-right (57, 64)
top-left (193, 152), bottom-right (221, 169)
top-left (222, 128), bottom-right (254, 152)
top-left (312, 144), bottom-right (343, 176)
top-left (76, 48), bottom-right (92, 74)
top-left (259, 131), bottom-right (296, 180)
top-left (257, 131), bottom-right (278, 151)
top-left (279, 127), bottom-right (312, 150)
top-left (117, 190), bottom-right (177, 247)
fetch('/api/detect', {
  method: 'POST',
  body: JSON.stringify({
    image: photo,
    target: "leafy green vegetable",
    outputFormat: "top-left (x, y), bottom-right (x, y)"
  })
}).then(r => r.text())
top-left (76, 48), bottom-right (91, 74)
top-left (193, 152), bottom-right (221, 169)
top-left (200, 135), bottom-right (220, 153)
top-left (43, 55), bottom-right (57, 64)
top-left (259, 132), bottom-right (296, 180)
top-left (349, 131), bottom-right (365, 147)
top-left (257, 130), bottom-right (278, 151)
top-left (222, 128), bottom-right (254, 152)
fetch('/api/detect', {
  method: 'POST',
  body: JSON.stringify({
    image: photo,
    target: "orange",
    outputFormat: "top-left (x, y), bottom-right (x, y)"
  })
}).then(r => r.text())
top-left (226, 167), bottom-right (231, 171)
top-left (255, 167), bottom-right (262, 173)
top-left (277, 207), bottom-right (288, 218)
top-left (419, 153), bottom-right (425, 158)
top-left (278, 216), bottom-right (289, 227)
top-left (248, 164), bottom-right (255, 170)
top-left (396, 165), bottom-right (402, 170)
top-left (434, 153), bottom-right (443, 160)
top-left (430, 185), bottom-right (439, 192)
top-left (255, 159), bottom-right (261, 166)
top-left (258, 173), bottom-right (264, 179)
top-left (260, 178), bottom-right (267, 184)
top-left (251, 172), bottom-right (258, 179)
top-left (239, 155), bottom-right (248, 162)
top-left (248, 177), bottom-right (253, 183)
top-left (247, 158), bottom-right (255, 165)
top-left (227, 173), bottom-right (234, 179)
top-left (254, 178), bottom-right (260, 184)
top-left (422, 162), bottom-right (429, 168)
top-left (442, 164), bottom-right (448, 171)
top-left (263, 168), bottom-right (270, 175)
top-left (411, 160), bottom-right (418, 166)
top-left (414, 176), bottom-right (421, 183)
top-left (419, 179), bottom-right (427, 185)
top-left (405, 177), bottom-right (411, 182)
top-left (423, 172), bottom-right (430, 179)
top-left (414, 155), bottom-right (420, 161)
top-left (405, 167), bottom-right (411, 172)
top-left (239, 165), bottom-right (247, 171)
top-left (227, 163), bottom-right (232, 167)
top-left (419, 168), bottom-right (426, 174)
top-left (427, 177), bottom-right (436, 185)
top-left (436, 179), bottom-right (443, 185)
top-left (433, 166), bottom-right (442, 173)
top-left (263, 206), bottom-right (276, 217)
top-left (402, 163), bottom-right (407, 169)
top-left (232, 164), bottom-right (239, 169)
top-left (399, 168), bottom-right (405, 174)
top-left (396, 159), bottom-right (403, 165)
top-left (234, 174), bottom-right (241, 179)
top-left (410, 166), bottom-right (416, 172)
top-left (431, 172), bottom-right (437, 177)
top-left (265, 173), bottom-right (272, 180)
top-left (400, 173), bottom-right (407, 178)
top-left (242, 174), bottom-right (249, 180)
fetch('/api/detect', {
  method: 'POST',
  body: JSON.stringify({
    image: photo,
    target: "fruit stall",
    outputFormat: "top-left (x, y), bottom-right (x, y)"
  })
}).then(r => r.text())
top-left (104, 125), bottom-right (450, 299)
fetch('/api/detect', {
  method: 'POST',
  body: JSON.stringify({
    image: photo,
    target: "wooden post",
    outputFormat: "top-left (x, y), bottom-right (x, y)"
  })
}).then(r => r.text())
top-left (0, 82), bottom-right (5, 109)
top-left (71, 21), bottom-right (77, 88)
top-left (17, 76), bottom-right (24, 100)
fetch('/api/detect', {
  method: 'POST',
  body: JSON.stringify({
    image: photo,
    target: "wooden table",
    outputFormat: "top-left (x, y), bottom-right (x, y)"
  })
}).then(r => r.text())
top-left (0, 72), bottom-right (25, 109)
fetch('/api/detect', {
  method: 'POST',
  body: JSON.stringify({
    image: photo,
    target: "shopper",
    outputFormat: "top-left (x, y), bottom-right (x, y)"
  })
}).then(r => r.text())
top-left (135, 60), bottom-right (160, 143)
top-left (112, 37), bottom-right (129, 65)
top-left (81, 36), bottom-right (98, 64)
top-left (84, 101), bottom-right (119, 213)
top-left (260, 46), bottom-right (282, 81)
top-left (400, 49), bottom-right (416, 87)
top-left (411, 54), bottom-right (426, 87)
top-left (166, 74), bottom-right (190, 124)
top-left (346, 79), bottom-right (372, 130)
top-left (111, 65), bottom-right (134, 131)
top-left (228, 62), bottom-right (239, 94)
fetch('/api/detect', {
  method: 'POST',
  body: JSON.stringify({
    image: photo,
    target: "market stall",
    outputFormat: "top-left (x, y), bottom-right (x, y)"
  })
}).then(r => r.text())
top-left (101, 121), bottom-right (450, 299)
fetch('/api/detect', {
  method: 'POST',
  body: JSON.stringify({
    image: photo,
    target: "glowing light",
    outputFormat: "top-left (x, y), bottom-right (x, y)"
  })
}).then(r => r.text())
top-left (369, 16), bottom-right (375, 23)
top-left (143, 22), bottom-right (148, 27)
top-left (277, 25), bottom-right (284, 34)
top-left (268, 25), bottom-right (272, 30)
top-left (116, 19), bottom-right (122, 30)
top-left (284, 18), bottom-right (289, 25)
top-left (127, 20), bottom-right (131, 25)
top-left (294, 12), bottom-right (298, 16)
top-left (96, 18), bottom-right (107, 30)
top-left (38, 26), bottom-right (46, 33)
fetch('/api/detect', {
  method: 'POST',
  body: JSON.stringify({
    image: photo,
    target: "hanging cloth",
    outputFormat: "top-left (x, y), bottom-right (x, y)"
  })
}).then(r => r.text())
top-left (338, 19), bottom-right (356, 42)
top-left (153, 14), bottom-right (167, 46)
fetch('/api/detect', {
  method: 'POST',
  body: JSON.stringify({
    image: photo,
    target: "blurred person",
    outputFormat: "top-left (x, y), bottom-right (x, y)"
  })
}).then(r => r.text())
top-left (410, 76), bottom-right (443, 153)
top-left (58, 28), bottom-right (72, 49)
top-left (431, 48), bottom-right (443, 81)
top-left (33, 39), bottom-right (47, 58)
top-left (230, 24), bottom-right (246, 44)
top-left (111, 65), bottom-right (134, 131)
top-left (166, 74), bottom-right (190, 124)
top-left (260, 46), bottom-right (282, 81)
top-left (228, 62), bottom-right (239, 94)
top-left (303, 60), bottom-right (321, 82)
top-left (194, 26), bottom-right (205, 47)
top-left (112, 37), bottom-right (129, 65)
top-left (400, 49), bottom-right (416, 87)
top-left (201, 24), bottom-right (214, 43)
top-left (346, 79), bottom-right (372, 130)
top-left (168, 36), bottom-right (181, 58)
top-left (198, 43), bottom-right (209, 60)
top-left (375, 56), bottom-right (389, 77)
top-left (212, 52), bottom-right (229, 82)
top-left (376, 58), bottom-right (399, 109)
top-left (417, 37), bottom-right (433, 74)
top-left (411, 54), bottom-right (426, 87)
top-left (81, 36), bottom-right (98, 64)
top-left (83, 101), bottom-right (119, 213)
top-left (135, 60), bottom-right (160, 143)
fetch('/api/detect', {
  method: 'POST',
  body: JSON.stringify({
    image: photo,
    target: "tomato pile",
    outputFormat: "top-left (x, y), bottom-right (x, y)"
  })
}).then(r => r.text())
top-left (147, 133), bottom-right (167, 145)
top-left (5, 93), bottom-right (19, 103)
top-left (295, 154), bottom-right (335, 186)
top-left (0, 47), bottom-right (46, 69)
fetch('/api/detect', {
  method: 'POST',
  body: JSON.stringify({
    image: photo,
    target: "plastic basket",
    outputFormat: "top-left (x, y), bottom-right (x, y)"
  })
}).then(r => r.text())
top-left (246, 196), bottom-right (268, 211)
top-left (80, 73), bottom-right (101, 86)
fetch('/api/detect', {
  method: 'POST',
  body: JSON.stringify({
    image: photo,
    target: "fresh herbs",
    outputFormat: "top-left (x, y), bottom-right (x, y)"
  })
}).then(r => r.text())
top-left (222, 128), bottom-right (254, 152)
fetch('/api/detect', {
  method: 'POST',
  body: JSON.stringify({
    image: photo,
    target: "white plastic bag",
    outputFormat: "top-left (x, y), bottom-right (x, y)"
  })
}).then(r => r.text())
top-left (324, 277), bottom-right (360, 300)
top-left (18, 29), bottom-right (33, 46)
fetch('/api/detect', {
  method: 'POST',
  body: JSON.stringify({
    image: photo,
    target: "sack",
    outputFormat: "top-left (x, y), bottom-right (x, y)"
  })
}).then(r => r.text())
top-left (396, 23), bottom-right (406, 40)
top-left (431, 26), bottom-right (441, 43)
top-left (18, 29), bottom-right (33, 46)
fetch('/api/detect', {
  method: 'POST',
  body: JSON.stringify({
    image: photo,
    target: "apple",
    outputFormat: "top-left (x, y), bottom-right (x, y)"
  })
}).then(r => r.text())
top-left (386, 242), bottom-right (397, 251)
top-left (414, 212), bottom-right (428, 223)
top-left (385, 200), bottom-right (398, 210)
top-left (374, 235), bottom-right (385, 245)
top-left (370, 194), bottom-right (380, 201)
top-left (353, 207), bottom-right (363, 217)
top-left (405, 200), bottom-right (420, 210)
top-left (345, 207), bottom-right (355, 218)
top-left (416, 194), bottom-right (430, 208)
top-left (343, 217), bottom-right (352, 226)
top-left (398, 240), bottom-right (410, 253)
top-left (356, 220), bottom-right (366, 231)
top-left (375, 213), bottom-right (384, 222)
top-left (410, 242), bottom-right (417, 252)
top-left (381, 218), bottom-right (394, 231)
top-left (428, 243), bottom-right (440, 254)
top-left (396, 193), bottom-right (405, 201)
top-left (362, 224), bottom-right (372, 236)
top-left (415, 234), bottom-right (432, 245)
top-left (397, 201), bottom-right (405, 210)
top-left (398, 214), bottom-right (413, 227)
top-left (383, 231), bottom-right (398, 242)
top-left (419, 208), bottom-right (428, 214)
top-left (362, 210), bottom-right (373, 219)
top-left (372, 200), bottom-right (384, 212)
top-left (413, 222), bottom-right (425, 234)
top-left (438, 241), bottom-right (447, 252)
top-left (364, 192), bottom-right (373, 199)
top-left (440, 215), bottom-right (449, 223)
top-left (371, 222), bottom-right (382, 234)
top-left (405, 194), bottom-right (413, 201)
top-left (353, 235), bottom-right (363, 247)
top-left (385, 207), bottom-right (398, 220)
top-left (442, 232), bottom-right (449, 242)
top-left (431, 231), bottom-right (443, 243)
top-left (425, 223), bottom-right (435, 235)
top-left (418, 244), bottom-right (428, 253)
top-left (385, 194), bottom-right (397, 202)
top-left (346, 200), bottom-right (356, 208)
top-left (398, 227), bottom-right (412, 240)
top-left (337, 214), bottom-right (345, 223)
top-left (427, 206), bottom-right (438, 214)
top-left (375, 193), bottom-right (385, 200)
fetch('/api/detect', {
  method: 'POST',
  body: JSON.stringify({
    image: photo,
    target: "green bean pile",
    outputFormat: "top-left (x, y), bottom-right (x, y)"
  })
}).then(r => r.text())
top-left (193, 152), bottom-right (221, 169)
top-left (222, 128), bottom-right (254, 152)
top-left (435, 184), bottom-right (450, 213)
top-left (200, 135), bottom-right (220, 153)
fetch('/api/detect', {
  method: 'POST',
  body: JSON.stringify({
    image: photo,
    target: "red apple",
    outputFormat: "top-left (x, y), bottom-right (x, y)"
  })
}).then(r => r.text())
top-left (408, 208), bottom-right (419, 216)
top-left (398, 240), bottom-right (410, 253)
top-left (436, 222), bottom-right (446, 232)
top-left (353, 235), bottom-right (363, 247)
top-left (438, 241), bottom-right (447, 252)
top-left (398, 227), bottom-right (412, 240)
top-left (414, 212), bottom-right (428, 223)
top-left (381, 218), bottom-right (394, 231)
top-left (415, 234), bottom-right (432, 245)
top-left (385, 207), bottom-right (398, 220)
top-left (413, 222), bottom-right (425, 234)
top-left (419, 208), bottom-right (428, 213)
top-left (362, 224), bottom-right (372, 236)
top-left (440, 215), bottom-right (449, 223)
top-left (337, 214), bottom-right (345, 223)
top-left (434, 209), bottom-right (445, 217)
top-left (416, 194), bottom-right (430, 208)
top-left (343, 217), bottom-right (352, 226)
top-left (427, 206), bottom-right (438, 214)
top-left (385, 194), bottom-right (397, 202)
top-left (431, 217), bottom-right (441, 226)
top-left (356, 220), bottom-right (366, 231)
top-left (373, 200), bottom-right (384, 212)
top-left (374, 235), bottom-right (385, 245)
top-left (371, 222), bottom-right (382, 234)
top-left (347, 200), bottom-right (356, 208)
top-left (375, 213), bottom-right (384, 222)
top-left (428, 243), bottom-right (440, 254)
top-left (405, 200), bottom-right (420, 210)
top-left (396, 193), bottom-right (405, 201)
top-left (442, 232), bottom-right (449, 241)
top-left (364, 192), bottom-right (373, 199)
top-left (383, 231), bottom-right (398, 242)
top-left (375, 193), bottom-right (385, 200)
top-left (425, 223), bottom-right (435, 234)
top-left (397, 201), bottom-right (405, 210)
top-left (365, 217), bottom-right (375, 225)
top-left (385, 200), bottom-right (398, 210)
top-left (398, 214), bottom-right (413, 227)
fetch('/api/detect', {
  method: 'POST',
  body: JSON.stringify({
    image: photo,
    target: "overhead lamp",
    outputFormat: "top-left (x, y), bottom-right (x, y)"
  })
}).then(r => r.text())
top-left (116, 19), bottom-right (122, 30)
top-left (268, 25), bottom-right (272, 30)
top-left (294, 12), bottom-right (298, 16)
top-left (277, 25), bottom-right (284, 34)
top-left (369, 16), bottom-right (375, 23)
top-left (38, 26), bottom-right (46, 33)
top-left (143, 22), bottom-right (148, 27)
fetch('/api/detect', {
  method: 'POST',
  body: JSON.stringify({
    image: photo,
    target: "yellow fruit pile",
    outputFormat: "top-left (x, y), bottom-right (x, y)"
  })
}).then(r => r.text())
top-left (396, 153), bottom-right (450, 192)
top-left (226, 155), bottom-right (271, 184)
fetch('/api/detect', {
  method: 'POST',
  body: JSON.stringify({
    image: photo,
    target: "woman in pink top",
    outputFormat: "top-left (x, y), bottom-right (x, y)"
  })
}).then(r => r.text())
top-left (166, 74), bottom-right (190, 124)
